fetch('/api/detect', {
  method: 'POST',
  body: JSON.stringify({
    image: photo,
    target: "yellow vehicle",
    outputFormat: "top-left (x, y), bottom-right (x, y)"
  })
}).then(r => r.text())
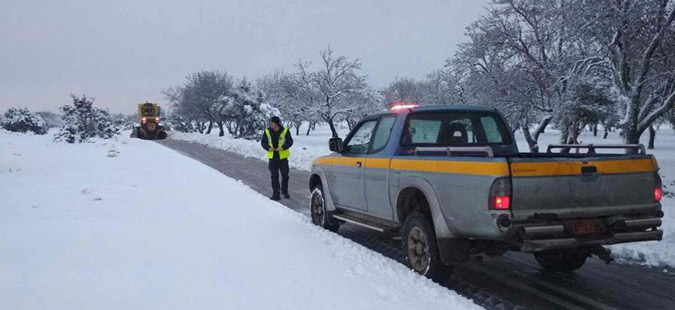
top-left (132, 102), bottom-right (167, 140)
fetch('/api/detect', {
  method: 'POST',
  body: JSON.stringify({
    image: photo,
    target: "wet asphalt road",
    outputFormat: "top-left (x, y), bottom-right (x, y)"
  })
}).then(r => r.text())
top-left (157, 139), bottom-right (675, 310)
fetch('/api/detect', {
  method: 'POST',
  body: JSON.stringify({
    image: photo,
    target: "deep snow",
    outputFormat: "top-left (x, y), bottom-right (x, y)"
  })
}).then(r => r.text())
top-left (0, 130), bottom-right (481, 310)
top-left (172, 124), bottom-right (675, 268)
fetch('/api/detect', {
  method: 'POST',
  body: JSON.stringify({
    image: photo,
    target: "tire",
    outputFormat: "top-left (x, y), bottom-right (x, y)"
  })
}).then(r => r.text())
top-left (401, 211), bottom-right (453, 282)
top-left (534, 249), bottom-right (589, 273)
top-left (310, 185), bottom-right (339, 233)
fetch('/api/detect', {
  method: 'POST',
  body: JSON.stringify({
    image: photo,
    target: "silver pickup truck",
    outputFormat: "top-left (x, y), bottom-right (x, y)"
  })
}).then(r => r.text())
top-left (308, 105), bottom-right (663, 280)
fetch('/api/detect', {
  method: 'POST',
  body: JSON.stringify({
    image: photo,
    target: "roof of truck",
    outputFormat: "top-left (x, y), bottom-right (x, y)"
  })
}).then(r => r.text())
top-left (412, 104), bottom-right (496, 112)
top-left (363, 104), bottom-right (499, 119)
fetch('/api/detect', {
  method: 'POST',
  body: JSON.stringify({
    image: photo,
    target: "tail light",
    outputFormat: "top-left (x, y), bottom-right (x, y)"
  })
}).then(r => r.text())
top-left (489, 177), bottom-right (511, 210)
top-left (655, 189), bottom-right (663, 202)
top-left (655, 172), bottom-right (662, 202)
top-left (155, 117), bottom-right (160, 122)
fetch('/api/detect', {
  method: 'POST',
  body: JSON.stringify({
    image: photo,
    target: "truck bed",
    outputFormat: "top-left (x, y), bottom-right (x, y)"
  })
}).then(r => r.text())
top-left (507, 153), bottom-right (659, 221)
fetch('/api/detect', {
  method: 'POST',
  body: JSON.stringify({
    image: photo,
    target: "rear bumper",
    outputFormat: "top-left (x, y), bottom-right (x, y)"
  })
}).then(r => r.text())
top-left (510, 213), bottom-right (664, 252)
top-left (521, 230), bottom-right (663, 252)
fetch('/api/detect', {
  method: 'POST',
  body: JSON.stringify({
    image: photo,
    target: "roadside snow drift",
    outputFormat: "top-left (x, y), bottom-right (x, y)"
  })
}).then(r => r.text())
top-left (0, 130), bottom-right (481, 310)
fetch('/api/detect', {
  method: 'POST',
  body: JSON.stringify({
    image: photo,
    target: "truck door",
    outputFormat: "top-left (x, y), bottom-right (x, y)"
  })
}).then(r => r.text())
top-left (364, 115), bottom-right (397, 220)
top-left (329, 119), bottom-right (377, 211)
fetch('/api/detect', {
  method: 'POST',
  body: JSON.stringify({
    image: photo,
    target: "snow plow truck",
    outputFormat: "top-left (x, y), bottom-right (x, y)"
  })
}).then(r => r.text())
top-left (131, 102), bottom-right (167, 140)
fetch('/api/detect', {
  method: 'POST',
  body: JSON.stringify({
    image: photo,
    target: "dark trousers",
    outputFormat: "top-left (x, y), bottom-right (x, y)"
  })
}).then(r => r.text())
top-left (268, 159), bottom-right (289, 197)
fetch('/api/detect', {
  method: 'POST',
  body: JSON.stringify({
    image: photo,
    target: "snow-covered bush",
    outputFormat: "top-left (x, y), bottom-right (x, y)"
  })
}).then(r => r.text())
top-left (36, 111), bottom-right (64, 128)
top-left (111, 113), bottom-right (136, 130)
top-left (54, 95), bottom-right (119, 143)
top-left (213, 79), bottom-right (277, 139)
top-left (1, 107), bottom-right (49, 135)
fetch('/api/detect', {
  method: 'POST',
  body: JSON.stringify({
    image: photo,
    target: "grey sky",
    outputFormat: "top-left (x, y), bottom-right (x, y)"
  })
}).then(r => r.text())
top-left (1, 0), bottom-right (490, 114)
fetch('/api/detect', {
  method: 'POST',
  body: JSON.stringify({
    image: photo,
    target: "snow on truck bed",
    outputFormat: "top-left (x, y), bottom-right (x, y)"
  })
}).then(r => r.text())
top-left (0, 130), bottom-right (481, 310)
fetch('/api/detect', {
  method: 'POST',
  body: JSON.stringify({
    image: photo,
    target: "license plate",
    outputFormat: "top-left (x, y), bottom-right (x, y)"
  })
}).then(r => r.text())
top-left (572, 220), bottom-right (603, 235)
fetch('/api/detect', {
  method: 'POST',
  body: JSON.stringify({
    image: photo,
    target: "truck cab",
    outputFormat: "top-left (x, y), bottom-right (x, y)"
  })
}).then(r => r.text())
top-left (309, 105), bottom-right (663, 280)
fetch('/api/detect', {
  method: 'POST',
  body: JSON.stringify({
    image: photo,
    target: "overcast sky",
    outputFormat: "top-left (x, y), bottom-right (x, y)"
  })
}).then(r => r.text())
top-left (1, 0), bottom-right (490, 114)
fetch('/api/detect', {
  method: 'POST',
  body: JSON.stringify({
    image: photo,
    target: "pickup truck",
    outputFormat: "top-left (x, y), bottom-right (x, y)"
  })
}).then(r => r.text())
top-left (308, 105), bottom-right (663, 280)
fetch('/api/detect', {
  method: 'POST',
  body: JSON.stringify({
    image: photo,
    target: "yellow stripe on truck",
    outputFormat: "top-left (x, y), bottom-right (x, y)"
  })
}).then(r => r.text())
top-left (511, 158), bottom-right (655, 177)
top-left (391, 159), bottom-right (509, 176)
top-left (314, 156), bottom-right (509, 176)
top-left (313, 156), bottom-right (654, 177)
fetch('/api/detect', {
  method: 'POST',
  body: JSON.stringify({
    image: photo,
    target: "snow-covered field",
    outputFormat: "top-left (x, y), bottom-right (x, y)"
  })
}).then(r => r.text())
top-left (172, 124), bottom-right (675, 268)
top-left (0, 130), bottom-right (481, 310)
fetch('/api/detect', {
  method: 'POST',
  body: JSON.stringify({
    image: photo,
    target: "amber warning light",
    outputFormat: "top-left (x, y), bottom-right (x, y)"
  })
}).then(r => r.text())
top-left (391, 104), bottom-right (419, 111)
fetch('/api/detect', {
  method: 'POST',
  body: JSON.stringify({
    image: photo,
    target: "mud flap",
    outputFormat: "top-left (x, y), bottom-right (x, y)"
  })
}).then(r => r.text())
top-left (438, 238), bottom-right (470, 265)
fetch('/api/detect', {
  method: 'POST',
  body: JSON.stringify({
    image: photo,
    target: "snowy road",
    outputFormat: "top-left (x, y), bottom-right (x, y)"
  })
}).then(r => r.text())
top-left (158, 138), bottom-right (675, 310)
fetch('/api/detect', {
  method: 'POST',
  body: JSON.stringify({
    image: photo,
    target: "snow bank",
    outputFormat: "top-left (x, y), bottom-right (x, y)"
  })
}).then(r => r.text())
top-left (0, 131), bottom-right (481, 310)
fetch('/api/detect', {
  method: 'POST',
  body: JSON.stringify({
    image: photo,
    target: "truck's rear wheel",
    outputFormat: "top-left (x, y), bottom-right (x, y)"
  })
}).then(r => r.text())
top-left (401, 211), bottom-right (453, 282)
top-left (310, 185), bottom-right (339, 232)
top-left (534, 249), bottom-right (588, 272)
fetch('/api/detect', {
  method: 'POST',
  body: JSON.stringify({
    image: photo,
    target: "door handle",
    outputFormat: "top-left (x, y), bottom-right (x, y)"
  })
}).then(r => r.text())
top-left (581, 166), bottom-right (597, 175)
top-left (355, 161), bottom-right (362, 168)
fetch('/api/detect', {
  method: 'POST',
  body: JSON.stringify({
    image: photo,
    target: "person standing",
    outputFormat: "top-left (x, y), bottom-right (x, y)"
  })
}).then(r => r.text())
top-left (261, 116), bottom-right (293, 201)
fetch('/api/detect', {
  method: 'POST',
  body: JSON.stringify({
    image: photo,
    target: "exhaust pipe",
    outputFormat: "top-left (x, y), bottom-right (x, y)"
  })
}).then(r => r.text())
top-left (520, 225), bottom-right (565, 238)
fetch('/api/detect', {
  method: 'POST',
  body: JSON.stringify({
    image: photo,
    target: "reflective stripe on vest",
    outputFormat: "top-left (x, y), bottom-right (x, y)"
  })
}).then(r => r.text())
top-left (265, 127), bottom-right (290, 159)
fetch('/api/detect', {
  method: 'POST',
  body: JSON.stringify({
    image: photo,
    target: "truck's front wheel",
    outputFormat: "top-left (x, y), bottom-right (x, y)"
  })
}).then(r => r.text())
top-left (401, 211), bottom-right (453, 282)
top-left (534, 249), bottom-right (588, 272)
top-left (310, 186), bottom-right (339, 233)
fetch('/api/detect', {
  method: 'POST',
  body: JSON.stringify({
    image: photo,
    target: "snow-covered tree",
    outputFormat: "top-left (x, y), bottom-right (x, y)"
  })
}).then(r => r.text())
top-left (212, 78), bottom-right (277, 139)
top-left (256, 71), bottom-right (316, 135)
top-left (296, 46), bottom-right (369, 137)
top-left (446, 0), bottom-right (614, 151)
top-left (596, 0), bottom-right (675, 149)
top-left (54, 94), bottom-right (119, 143)
top-left (342, 86), bottom-right (383, 130)
top-left (380, 77), bottom-right (425, 107)
top-left (163, 71), bottom-right (233, 134)
top-left (1, 107), bottom-right (48, 135)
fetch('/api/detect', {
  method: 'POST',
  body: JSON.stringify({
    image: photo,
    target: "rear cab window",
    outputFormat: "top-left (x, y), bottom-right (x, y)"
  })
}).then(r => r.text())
top-left (401, 111), bottom-right (511, 148)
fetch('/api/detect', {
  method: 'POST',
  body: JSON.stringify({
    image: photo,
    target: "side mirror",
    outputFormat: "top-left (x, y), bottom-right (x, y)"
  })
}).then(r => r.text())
top-left (329, 137), bottom-right (344, 153)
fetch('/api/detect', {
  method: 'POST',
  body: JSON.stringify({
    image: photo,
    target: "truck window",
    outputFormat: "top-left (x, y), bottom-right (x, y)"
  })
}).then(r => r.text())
top-left (401, 112), bottom-right (510, 146)
top-left (345, 120), bottom-right (377, 154)
top-left (371, 116), bottom-right (396, 152)
top-left (481, 116), bottom-right (503, 143)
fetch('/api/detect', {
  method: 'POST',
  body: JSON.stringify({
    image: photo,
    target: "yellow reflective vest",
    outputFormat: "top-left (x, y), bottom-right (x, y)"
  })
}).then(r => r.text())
top-left (265, 127), bottom-right (290, 159)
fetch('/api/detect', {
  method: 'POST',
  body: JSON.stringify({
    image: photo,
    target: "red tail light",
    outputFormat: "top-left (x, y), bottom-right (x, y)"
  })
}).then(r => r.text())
top-left (655, 172), bottom-right (662, 202)
top-left (489, 177), bottom-right (511, 210)
top-left (493, 196), bottom-right (510, 210)
top-left (655, 188), bottom-right (662, 202)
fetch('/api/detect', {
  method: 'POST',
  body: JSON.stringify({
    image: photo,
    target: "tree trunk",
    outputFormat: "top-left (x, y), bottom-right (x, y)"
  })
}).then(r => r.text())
top-left (593, 124), bottom-right (598, 137)
top-left (623, 126), bottom-right (641, 154)
top-left (326, 118), bottom-right (338, 137)
top-left (521, 126), bottom-right (539, 153)
top-left (217, 121), bottom-right (225, 137)
top-left (206, 120), bottom-right (213, 134)
top-left (196, 121), bottom-right (204, 134)
top-left (295, 122), bottom-right (301, 136)
top-left (648, 126), bottom-right (656, 149)
top-left (306, 124), bottom-right (312, 136)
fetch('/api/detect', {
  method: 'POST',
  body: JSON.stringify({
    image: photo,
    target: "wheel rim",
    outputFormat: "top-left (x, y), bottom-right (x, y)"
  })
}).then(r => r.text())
top-left (407, 227), bottom-right (430, 273)
top-left (311, 192), bottom-right (325, 225)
